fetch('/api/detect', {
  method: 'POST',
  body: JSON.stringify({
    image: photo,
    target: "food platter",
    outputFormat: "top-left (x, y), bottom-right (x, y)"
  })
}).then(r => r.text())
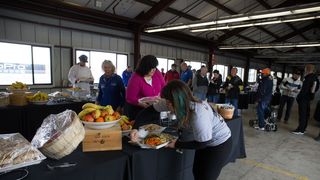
top-left (135, 133), bottom-right (176, 149)
top-left (139, 124), bottom-right (166, 133)
top-left (138, 96), bottom-right (160, 105)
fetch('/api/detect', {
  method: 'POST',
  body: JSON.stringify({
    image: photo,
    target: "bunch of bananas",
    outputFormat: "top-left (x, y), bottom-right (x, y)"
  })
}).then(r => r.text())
top-left (9, 81), bottom-right (27, 90)
top-left (27, 91), bottom-right (49, 101)
top-left (78, 103), bottom-right (116, 122)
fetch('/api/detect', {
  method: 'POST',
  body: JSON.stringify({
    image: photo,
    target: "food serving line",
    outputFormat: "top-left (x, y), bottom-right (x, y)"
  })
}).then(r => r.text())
top-left (0, 100), bottom-right (246, 180)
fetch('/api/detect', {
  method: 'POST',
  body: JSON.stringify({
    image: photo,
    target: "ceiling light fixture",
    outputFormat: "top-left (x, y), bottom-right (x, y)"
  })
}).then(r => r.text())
top-left (145, 2), bottom-right (320, 33)
top-left (219, 42), bottom-right (320, 49)
top-left (190, 14), bottom-right (320, 32)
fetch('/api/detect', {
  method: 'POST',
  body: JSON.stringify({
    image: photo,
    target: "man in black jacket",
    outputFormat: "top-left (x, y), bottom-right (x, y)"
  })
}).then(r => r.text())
top-left (293, 64), bottom-right (318, 135)
top-left (222, 67), bottom-right (243, 117)
top-left (207, 70), bottom-right (222, 103)
top-left (255, 68), bottom-right (273, 130)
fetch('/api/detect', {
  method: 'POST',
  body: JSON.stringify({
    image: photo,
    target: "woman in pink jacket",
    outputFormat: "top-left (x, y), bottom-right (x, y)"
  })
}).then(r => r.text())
top-left (125, 55), bottom-right (165, 119)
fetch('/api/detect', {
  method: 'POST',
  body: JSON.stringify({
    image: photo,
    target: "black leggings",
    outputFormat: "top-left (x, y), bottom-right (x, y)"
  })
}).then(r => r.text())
top-left (193, 138), bottom-right (232, 180)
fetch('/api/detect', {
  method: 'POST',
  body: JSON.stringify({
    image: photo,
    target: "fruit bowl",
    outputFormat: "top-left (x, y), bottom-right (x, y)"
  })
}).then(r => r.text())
top-left (82, 118), bottom-right (121, 130)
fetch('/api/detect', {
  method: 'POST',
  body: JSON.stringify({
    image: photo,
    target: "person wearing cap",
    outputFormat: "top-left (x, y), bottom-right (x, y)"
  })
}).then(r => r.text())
top-left (277, 70), bottom-right (302, 124)
top-left (255, 68), bottom-right (273, 130)
top-left (222, 67), bottom-right (243, 117)
top-left (207, 70), bottom-right (222, 103)
top-left (68, 55), bottom-right (94, 94)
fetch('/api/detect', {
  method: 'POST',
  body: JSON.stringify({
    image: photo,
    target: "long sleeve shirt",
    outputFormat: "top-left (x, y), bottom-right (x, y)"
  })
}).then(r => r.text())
top-left (280, 77), bottom-right (302, 98)
top-left (257, 76), bottom-right (273, 103)
top-left (122, 70), bottom-right (132, 87)
top-left (207, 76), bottom-right (222, 95)
top-left (192, 73), bottom-right (209, 95)
top-left (126, 69), bottom-right (165, 105)
top-left (223, 75), bottom-right (243, 99)
top-left (68, 64), bottom-right (93, 85)
top-left (96, 74), bottom-right (125, 109)
top-left (298, 73), bottom-right (318, 100)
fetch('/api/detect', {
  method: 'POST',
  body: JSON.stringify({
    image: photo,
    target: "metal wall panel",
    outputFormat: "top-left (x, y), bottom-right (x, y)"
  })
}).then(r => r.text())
top-left (35, 25), bottom-right (49, 44)
top-left (117, 38), bottom-right (125, 52)
top-left (101, 36), bottom-right (110, 50)
top-left (0, 18), bottom-right (5, 39)
top-left (60, 29), bottom-right (71, 46)
top-left (21, 23), bottom-right (35, 43)
top-left (81, 33), bottom-right (92, 48)
top-left (109, 37), bottom-right (117, 51)
top-left (48, 27), bottom-right (60, 45)
top-left (71, 30), bottom-right (82, 47)
top-left (5, 20), bottom-right (21, 41)
top-left (92, 34), bottom-right (101, 49)
top-left (53, 47), bottom-right (62, 86)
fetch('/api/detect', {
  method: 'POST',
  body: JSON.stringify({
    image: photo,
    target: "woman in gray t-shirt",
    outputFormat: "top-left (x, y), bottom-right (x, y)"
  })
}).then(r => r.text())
top-left (131, 80), bottom-right (232, 180)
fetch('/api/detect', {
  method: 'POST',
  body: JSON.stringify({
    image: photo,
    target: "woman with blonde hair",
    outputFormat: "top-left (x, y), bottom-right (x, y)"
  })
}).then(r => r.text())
top-left (96, 60), bottom-right (125, 111)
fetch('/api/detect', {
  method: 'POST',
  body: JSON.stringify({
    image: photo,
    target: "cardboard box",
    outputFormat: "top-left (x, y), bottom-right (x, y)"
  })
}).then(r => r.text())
top-left (82, 125), bottom-right (122, 152)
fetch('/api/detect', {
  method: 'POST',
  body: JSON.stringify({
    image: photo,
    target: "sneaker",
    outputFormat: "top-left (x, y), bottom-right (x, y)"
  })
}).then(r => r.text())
top-left (292, 131), bottom-right (304, 135)
top-left (254, 126), bottom-right (265, 131)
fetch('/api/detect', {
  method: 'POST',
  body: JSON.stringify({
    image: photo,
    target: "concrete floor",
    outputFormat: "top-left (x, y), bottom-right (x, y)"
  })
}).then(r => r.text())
top-left (219, 101), bottom-right (320, 180)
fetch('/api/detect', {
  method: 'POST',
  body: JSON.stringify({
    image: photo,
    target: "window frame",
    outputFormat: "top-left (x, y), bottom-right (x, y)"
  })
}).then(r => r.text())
top-left (74, 48), bottom-right (129, 84)
top-left (0, 40), bottom-right (53, 86)
top-left (248, 69), bottom-right (257, 83)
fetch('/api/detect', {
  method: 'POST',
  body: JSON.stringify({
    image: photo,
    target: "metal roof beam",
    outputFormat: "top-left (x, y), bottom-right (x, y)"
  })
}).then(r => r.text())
top-left (135, 0), bottom-right (200, 21)
top-left (135, 0), bottom-right (176, 24)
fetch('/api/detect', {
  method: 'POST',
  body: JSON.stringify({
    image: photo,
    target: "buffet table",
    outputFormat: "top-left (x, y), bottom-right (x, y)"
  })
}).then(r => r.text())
top-left (0, 102), bottom-right (87, 141)
top-left (1, 117), bottom-right (245, 180)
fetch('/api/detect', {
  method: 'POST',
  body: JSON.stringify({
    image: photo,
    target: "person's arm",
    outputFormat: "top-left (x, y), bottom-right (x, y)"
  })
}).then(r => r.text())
top-left (118, 76), bottom-right (126, 107)
top-left (68, 66), bottom-right (77, 85)
top-left (187, 71), bottom-right (193, 87)
top-left (280, 78), bottom-right (289, 90)
top-left (96, 77), bottom-right (102, 105)
top-left (192, 75), bottom-right (198, 91)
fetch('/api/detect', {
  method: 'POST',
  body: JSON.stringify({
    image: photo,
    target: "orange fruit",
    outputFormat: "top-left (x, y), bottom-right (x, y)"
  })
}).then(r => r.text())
top-left (95, 117), bottom-right (104, 122)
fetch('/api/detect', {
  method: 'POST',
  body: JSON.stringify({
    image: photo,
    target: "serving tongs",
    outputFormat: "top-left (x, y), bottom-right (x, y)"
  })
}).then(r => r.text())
top-left (47, 162), bottom-right (77, 170)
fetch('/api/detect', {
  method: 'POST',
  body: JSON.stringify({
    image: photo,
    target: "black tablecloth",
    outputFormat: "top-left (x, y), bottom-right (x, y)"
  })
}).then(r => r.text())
top-left (219, 93), bottom-right (249, 109)
top-left (1, 146), bottom-right (130, 180)
top-left (0, 102), bottom-right (86, 141)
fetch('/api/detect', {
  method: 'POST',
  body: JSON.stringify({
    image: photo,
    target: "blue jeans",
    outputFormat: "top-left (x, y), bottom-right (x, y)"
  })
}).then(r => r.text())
top-left (257, 101), bottom-right (269, 128)
top-left (194, 92), bottom-right (206, 101)
top-left (225, 98), bottom-right (238, 117)
top-left (207, 95), bottom-right (220, 103)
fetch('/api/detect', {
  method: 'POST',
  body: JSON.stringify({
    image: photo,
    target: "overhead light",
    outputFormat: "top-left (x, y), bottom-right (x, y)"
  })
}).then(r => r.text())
top-left (190, 14), bottom-right (320, 32)
top-left (219, 42), bottom-right (320, 49)
top-left (145, 2), bottom-right (320, 33)
top-left (249, 11), bottom-right (293, 19)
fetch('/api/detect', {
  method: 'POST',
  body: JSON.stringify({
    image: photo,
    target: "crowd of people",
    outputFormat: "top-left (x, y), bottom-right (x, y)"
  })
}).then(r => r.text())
top-left (67, 54), bottom-right (319, 180)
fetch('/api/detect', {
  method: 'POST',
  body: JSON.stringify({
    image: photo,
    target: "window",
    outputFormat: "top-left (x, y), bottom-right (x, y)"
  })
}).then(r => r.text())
top-left (76, 50), bottom-right (128, 83)
top-left (213, 64), bottom-right (228, 82)
top-left (0, 41), bottom-right (52, 85)
top-left (284, 73), bottom-right (288, 78)
top-left (248, 69), bottom-right (257, 83)
top-left (157, 58), bottom-right (168, 73)
top-left (289, 73), bottom-right (292, 78)
top-left (235, 67), bottom-right (244, 80)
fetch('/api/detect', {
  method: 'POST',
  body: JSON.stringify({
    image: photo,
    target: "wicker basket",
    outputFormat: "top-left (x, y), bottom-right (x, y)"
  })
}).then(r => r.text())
top-left (40, 112), bottom-right (85, 159)
top-left (218, 107), bottom-right (234, 120)
top-left (9, 93), bottom-right (28, 106)
top-left (0, 93), bottom-right (10, 107)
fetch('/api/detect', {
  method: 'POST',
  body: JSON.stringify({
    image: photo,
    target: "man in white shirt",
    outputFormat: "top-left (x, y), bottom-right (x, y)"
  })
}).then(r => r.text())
top-left (277, 70), bottom-right (302, 124)
top-left (68, 55), bottom-right (94, 94)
